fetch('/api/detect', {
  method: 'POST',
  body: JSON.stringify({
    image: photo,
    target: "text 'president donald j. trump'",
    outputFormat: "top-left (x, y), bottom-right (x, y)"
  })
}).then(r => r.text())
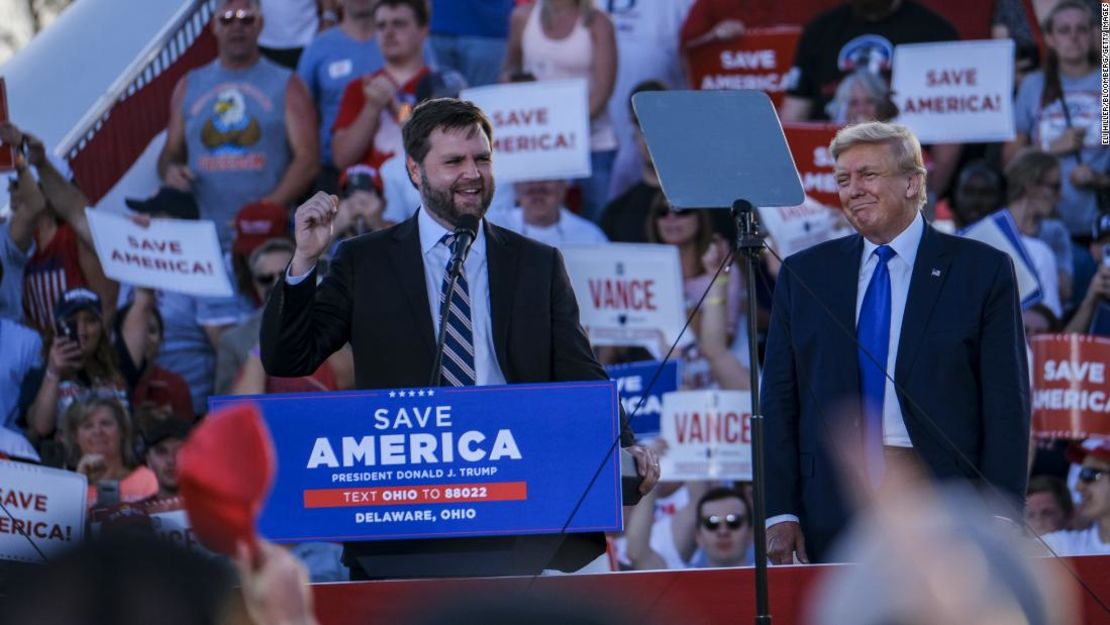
top-left (260, 97), bottom-right (660, 578)
top-left (761, 121), bottom-right (1030, 564)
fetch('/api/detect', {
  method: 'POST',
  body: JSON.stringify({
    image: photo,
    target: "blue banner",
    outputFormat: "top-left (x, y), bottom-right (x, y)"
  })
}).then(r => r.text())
top-left (605, 360), bottom-right (680, 437)
top-left (209, 382), bottom-right (623, 543)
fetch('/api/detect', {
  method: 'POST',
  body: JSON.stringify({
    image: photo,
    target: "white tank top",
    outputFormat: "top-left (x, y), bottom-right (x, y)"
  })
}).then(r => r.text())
top-left (522, 4), bottom-right (618, 152)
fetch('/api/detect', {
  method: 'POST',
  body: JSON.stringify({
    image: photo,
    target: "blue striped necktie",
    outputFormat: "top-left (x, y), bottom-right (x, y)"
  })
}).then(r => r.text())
top-left (439, 233), bottom-right (477, 386)
top-left (857, 244), bottom-right (896, 480)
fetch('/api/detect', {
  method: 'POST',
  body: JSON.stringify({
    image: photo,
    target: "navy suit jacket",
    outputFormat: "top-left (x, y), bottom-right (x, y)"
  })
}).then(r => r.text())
top-left (761, 221), bottom-right (1030, 562)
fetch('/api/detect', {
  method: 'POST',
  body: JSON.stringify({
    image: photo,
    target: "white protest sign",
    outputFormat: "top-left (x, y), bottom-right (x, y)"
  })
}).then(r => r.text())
top-left (0, 461), bottom-right (86, 562)
top-left (86, 209), bottom-right (234, 297)
top-left (959, 210), bottom-right (1043, 308)
top-left (892, 39), bottom-right (1015, 143)
top-left (758, 197), bottom-right (853, 257)
top-left (659, 390), bottom-right (752, 481)
top-left (561, 243), bottom-right (689, 357)
top-left (461, 79), bottom-right (591, 183)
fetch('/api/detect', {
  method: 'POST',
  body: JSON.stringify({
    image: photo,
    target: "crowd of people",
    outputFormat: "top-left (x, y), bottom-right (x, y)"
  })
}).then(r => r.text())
top-left (1, 0), bottom-right (1109, 604)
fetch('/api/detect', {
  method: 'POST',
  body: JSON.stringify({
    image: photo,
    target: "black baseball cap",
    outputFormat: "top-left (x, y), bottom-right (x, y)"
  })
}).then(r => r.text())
top-left (53, 287), bottom-right (102, 321)
top-left (126, 187), bottom-right (199, 220)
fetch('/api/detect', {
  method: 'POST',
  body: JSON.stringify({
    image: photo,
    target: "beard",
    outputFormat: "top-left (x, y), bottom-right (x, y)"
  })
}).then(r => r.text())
top-left (419, 167), bottom-right (495, 227)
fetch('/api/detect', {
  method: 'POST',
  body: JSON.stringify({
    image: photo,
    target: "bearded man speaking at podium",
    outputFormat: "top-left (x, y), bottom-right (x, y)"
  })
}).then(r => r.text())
top-left (260, 97), bottom-right (659, 578)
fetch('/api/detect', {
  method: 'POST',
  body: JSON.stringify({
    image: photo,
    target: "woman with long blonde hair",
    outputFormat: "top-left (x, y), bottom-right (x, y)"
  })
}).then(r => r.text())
top-left (503, 0), bottom-right (618, 223)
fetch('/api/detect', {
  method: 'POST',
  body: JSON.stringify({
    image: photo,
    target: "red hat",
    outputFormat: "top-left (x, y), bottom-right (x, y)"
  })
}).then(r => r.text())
top-left (177, 401), bottom-right (275, 557)
top-left (340, 163), bottom-right (384, 196)
top-left (233, 201), bottom-right (289, 257)
top-left (1066, 437), bottom-right (1110, 465)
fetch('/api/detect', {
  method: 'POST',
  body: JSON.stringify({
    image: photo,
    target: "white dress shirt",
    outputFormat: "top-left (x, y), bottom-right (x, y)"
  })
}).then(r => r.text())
top-left (856, 212), bottom-right (924, 448)
top-left (284, 209), bottom-right (507, 385)
top-left (416, 207), bottom-right (507, 386)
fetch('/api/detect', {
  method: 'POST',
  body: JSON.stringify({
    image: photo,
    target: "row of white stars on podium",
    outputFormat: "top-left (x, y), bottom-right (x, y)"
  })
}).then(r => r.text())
top-left (387, 389), bottom-right (436, 398)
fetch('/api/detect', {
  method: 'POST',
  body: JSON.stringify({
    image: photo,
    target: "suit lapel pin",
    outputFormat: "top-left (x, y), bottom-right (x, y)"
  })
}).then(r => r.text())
top-left (931, 269), bottom-right (941, 277)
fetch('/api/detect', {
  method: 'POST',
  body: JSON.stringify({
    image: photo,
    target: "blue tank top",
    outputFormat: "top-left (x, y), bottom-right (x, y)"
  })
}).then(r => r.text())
top-left (183, 57), bottom-right (291, 252)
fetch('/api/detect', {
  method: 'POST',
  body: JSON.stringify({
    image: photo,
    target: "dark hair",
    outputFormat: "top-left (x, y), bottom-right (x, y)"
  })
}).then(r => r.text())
top-left (44, 308), bottom-right (123, 389)
top-left (4, 532), bottom-right (233, 625)
top-left (402, 98), bottom-right (494, 165)
top-left (646, 195), bottom-right (714, 260)
top-left (957, 159), bottom-right (1002, 189)
top-left (629, 79), bottom-right (668, 121)
top-left (1024, 303), bottom-right (1060, 332)
top-left (696, 486), bottom-right (751, 524)
top-left (1040, 0), bottom-right (1098, 108)
top-left (114, 298), bottom-right (165, 346)
top-left (373, 0), bottom-right (430, 27)
top-left (1027, 474), bottom-right (1073, 518)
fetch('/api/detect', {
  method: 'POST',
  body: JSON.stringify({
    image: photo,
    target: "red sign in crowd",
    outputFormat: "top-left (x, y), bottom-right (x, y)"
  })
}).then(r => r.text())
top-left (0, 78), bottom-right (15, 172)
top-left (685, 27), bottom-right (802, 108)
top-left (781, 123), bottom-right (841, 209)
top-left (1031, 334), bottom-right (1110, 439)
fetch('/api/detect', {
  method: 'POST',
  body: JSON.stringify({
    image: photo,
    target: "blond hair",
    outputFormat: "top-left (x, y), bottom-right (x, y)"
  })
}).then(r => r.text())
top-left (829, 122), bottom-right (928, 208)
top-left (62, 397), bottom-right (137, 470)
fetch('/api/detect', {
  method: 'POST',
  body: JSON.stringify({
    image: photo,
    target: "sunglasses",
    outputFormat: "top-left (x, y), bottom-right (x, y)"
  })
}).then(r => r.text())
top-left (655, 206), bottom-right (693, 218)
top-left (1079, 466), bottom-right (1106, 484)
top-left (701, 513), bottom-right (746, 531)
top-left (218, 9), bottom-right (257, 26)
top-left (253, 272), bottom-right (280, 287)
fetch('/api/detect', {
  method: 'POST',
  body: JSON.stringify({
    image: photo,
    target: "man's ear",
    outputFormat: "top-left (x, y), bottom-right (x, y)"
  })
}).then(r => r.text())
top-left (406, 156), bottom-right (420, 190)
top-left (906, 171), bottom-right (924, 201)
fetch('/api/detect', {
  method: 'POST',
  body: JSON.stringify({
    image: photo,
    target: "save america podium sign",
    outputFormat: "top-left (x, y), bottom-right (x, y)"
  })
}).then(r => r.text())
top-left (210, 382), bottom-right (623, 542)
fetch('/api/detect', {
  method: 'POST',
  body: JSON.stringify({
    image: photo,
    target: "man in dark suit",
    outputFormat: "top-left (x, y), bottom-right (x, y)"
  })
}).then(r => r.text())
top-left (762, 121), bottom-right (1030, 564)
top-left (260, 97), bottom-right (659, 577)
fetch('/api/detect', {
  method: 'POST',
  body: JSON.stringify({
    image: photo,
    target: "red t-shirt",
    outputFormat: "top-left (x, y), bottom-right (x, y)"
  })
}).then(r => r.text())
top-left (23, 221), bottom-right (87, 333)
top-left (916, 0), bottom-right (994, 41)
top-left (680, 0), bottom-right (841, 45)
top-left (135, 365), bottom-right (196, 422)
top-left (265, 360), bottom-right (339, 394)
top-left (332, 66), bottom-right (431, 168)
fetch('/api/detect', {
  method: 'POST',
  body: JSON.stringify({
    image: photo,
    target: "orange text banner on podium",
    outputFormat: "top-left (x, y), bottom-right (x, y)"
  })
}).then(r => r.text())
top-left (686, 27), bottom-right (801, 107)
top-left (1031, 334), bottom-right (1110, 438)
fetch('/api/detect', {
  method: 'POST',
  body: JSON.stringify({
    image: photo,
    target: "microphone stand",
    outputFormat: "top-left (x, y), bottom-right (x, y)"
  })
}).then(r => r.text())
top-left (733, 199), bottom-right (771, 625)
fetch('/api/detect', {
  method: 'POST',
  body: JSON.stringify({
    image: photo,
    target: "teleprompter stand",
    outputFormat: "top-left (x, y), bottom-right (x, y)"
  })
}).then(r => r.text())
top-left (632, 89), bottom-right (804, 625)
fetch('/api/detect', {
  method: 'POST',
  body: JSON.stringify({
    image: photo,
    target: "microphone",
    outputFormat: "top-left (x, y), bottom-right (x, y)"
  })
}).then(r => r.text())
top-left (448, 214), bottom-right (480, 276)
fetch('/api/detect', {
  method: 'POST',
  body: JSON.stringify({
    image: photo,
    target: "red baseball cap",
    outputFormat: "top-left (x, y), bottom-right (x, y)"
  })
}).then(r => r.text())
top-left (1066, 437), bottom-right (1110, 464)
top-left (177, 402), bottom-right (275, 557)
top-left (233, 201), bottom-right (290, 258)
